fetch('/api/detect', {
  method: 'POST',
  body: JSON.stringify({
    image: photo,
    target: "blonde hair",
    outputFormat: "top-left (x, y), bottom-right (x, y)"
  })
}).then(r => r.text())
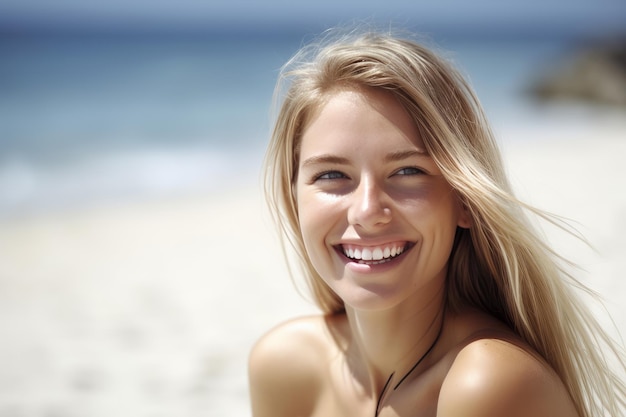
top-left (264, 29), bottom-right (626, 417)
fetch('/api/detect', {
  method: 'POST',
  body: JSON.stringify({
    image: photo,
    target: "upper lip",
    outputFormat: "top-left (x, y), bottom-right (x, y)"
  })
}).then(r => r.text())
top-left (335, 236), bottom-right (414, 247)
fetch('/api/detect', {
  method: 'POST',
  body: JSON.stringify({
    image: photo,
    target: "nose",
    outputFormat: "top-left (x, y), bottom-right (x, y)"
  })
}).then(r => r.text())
top-left (347, 177), bottom-right (392, 229)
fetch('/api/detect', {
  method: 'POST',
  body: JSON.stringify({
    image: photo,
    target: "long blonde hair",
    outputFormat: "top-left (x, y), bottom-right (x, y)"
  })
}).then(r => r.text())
top-left (264, 29), bottom-right (626, 417)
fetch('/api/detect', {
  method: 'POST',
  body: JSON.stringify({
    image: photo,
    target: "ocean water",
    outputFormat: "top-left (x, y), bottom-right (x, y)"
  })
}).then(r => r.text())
top-left (0, 30), bottom-right (571, 217)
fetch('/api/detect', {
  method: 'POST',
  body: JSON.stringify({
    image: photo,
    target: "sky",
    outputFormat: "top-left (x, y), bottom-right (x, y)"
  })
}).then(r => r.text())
top-left (0, 0), bottom-right (625, 37)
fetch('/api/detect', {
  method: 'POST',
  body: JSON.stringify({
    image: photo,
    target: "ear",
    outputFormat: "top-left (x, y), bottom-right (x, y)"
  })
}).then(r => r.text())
top-left (456, 197), bottom-right (472, 229)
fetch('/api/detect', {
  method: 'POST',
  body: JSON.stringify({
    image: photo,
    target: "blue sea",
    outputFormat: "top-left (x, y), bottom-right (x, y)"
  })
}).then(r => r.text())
top-left (0, 29), bottom-right (575, 217)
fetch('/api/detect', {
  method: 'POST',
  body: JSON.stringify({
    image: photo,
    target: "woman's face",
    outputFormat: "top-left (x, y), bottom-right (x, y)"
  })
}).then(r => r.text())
top-left (295, 87), bottom-right (469, 311)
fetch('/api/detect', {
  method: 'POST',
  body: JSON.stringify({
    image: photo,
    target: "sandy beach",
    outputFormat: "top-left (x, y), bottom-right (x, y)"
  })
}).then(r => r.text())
top-left (0, 115), bottom-right (625, 416)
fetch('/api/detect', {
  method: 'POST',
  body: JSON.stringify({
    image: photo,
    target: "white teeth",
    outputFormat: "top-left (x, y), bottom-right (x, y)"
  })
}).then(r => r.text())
top-left (342, 243), bottom-right (408, 263)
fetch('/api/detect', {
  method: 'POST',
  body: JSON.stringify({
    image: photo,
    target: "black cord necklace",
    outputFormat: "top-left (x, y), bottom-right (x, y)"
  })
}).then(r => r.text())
top-left (374, 313), bottom-right (445, 417)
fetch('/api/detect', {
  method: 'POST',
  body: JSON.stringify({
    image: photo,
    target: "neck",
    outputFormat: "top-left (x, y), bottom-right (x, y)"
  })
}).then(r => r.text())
top-left (345, 285), bottom-right (447, 395)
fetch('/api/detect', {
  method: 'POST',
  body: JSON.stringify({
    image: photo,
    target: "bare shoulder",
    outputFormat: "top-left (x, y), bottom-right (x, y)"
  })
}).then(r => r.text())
top-left (438, 332), bottom-right (579, 417)
top-left (248, 315), bottom-right (339, 417)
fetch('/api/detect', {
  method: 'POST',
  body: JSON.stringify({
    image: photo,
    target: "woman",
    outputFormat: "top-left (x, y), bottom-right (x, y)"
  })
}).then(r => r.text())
top-left (249, 30), bottom-right (625, 417)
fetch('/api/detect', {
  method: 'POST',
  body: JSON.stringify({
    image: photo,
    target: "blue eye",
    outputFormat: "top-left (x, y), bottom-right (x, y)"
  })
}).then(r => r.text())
top-left (316, 171), bottom-right (347, 180)
top-left (395, 167), bottom-right (425, 176)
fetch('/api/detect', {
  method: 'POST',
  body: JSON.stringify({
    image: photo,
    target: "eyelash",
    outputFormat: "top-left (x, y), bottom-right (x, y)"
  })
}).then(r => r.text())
top-left (395, 166), bottom-right (426, 176)
top-left (313, 170), bottom-right (348, 181)
top-left (311, 166), bottom-right (426, 183)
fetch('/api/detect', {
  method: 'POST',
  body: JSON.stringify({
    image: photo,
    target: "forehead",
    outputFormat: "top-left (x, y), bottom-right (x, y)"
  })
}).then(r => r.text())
top-left (299, 87), bottom-right (425, 156)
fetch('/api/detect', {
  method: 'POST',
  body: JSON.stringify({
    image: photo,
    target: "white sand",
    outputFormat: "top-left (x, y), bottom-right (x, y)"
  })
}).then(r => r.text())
top-left (0, 116), bottom-right (624, 416)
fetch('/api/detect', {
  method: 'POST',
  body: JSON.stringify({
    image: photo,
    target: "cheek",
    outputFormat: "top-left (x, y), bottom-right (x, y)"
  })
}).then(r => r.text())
top-left (413, 193), bottom-right (462, 252)
top-left (297, 210), bottom-right (331, 281)
top-left (296, 191), bottom-right (324, 249)
top-left (296, 190), bottom-right (342, 271)
top-left (430, 186), bottom-right (465, 226)
top-left (296, 185), bottom-right (340, 227)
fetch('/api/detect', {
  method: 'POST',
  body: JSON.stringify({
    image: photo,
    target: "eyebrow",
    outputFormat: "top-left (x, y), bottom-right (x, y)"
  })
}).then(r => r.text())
top-left (300, 149), bottom-right (429, 168)
top-left (300, 154), bottom-right (351, 168)
top-left (384, 149), bottom-right (429, 162)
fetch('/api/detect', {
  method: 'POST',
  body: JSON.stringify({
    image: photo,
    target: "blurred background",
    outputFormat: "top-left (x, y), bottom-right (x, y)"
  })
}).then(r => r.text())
top-left (0, 1), bottom-right (624, 416)
top-left (0, 0), bottom-right (624, 216)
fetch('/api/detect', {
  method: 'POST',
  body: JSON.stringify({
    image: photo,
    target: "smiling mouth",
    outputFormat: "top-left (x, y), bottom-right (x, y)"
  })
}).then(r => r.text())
top-left (338, 242), bottom-right (413, 265)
